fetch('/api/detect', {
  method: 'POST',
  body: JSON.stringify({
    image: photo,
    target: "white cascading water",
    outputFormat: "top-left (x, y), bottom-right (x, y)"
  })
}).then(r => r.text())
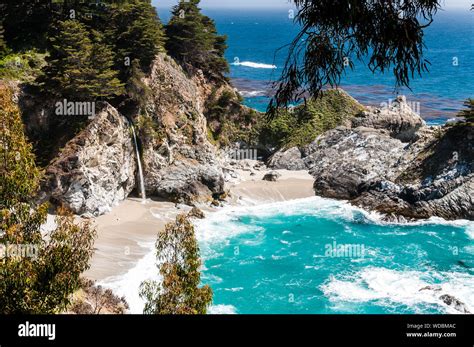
top-left (130, 125), bottom-right (146, 202)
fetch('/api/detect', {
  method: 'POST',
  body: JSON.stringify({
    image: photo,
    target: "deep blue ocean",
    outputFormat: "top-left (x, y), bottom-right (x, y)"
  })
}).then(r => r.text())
top-left (158, 7), bottom-right (473, 124)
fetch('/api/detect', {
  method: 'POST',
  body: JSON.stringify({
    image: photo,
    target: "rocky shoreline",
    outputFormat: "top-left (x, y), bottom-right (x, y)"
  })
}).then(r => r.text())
top-left (268, 96), bottom-right (473, 222)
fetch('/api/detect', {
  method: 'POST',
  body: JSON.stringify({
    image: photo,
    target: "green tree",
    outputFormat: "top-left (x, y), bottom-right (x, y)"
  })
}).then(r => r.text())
top-left (165, 0), bottom-right (229, 81)
top-left (39, 20), bottom-right (123, 100)
top-left (268, 0), bottom-right (441, 117)
top-left (89, 31), bottom-right (125, 99)
top-left (110, 0), bottom-right (166, 74)
top-left (124, 59), bottom-right (151, 109)
top-left (1, 0), bottom-right (53, 50)
top-left (0, 86), bottom-right (96, 313)
top-left (459, 98), bottom-right (474, 123)
top-left (140, 214), bottom-right (212, 314)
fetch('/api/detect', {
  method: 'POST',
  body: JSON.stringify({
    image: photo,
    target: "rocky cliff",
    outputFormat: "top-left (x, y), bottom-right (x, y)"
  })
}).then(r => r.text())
top-left (39, 104), bottom-right (137, 216)
top-left (136, 54), bottom-right (229, 203)
top-left (31, 53), bottom-right (247, 214)
top-left (286, 96), bottom-right (473, 221)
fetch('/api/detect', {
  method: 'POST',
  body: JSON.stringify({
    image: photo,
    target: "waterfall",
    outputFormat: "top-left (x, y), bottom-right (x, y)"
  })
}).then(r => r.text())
top-left (130, 125), bottom-right (146, 202)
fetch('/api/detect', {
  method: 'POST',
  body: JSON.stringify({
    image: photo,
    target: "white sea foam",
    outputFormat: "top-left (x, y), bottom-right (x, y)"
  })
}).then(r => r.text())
top-left (98, 241), bottom-right (158, 314)
top-left (238, 90), bottom-right (267, 97)
top-left (232, 61), bottom-right (276, 69)
top-left (208, 304), bottom-right (237, 314)
top-left (194, 195), bottom-right (474, 246)
top-left (99, 195), bottom-right (473, 315)
top-left (320, 267), bottom-right (474, 314)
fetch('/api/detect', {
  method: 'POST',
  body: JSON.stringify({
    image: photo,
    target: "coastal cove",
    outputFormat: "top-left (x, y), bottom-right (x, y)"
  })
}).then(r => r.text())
top-left (88, 170), bottom-right (474, 315)
top-left (2, 0), bottom-right (472, 320)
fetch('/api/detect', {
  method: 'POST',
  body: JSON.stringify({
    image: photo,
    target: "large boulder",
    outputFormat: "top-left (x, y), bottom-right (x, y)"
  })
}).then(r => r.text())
top-left (304, 126), bottom-right (406, 199)
top-left (351, 95), bottom-right (425, 142)
top-left (267, 147), bottom-right (308, 171)
top-left (40, 104), bottom-right (137, 216)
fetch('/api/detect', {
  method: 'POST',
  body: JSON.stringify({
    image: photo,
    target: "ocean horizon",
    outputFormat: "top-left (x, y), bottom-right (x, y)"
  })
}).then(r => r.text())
top-left (157, 7), bottom-right (473, 124)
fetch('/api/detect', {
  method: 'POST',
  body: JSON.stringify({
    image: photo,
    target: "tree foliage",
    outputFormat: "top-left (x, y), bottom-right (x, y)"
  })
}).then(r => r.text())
top-left (0, 86), bottom-right (96, 313)
top-left (38, 20), bottom-right (124, 100)
top-left (268, 0), bottom-right (440, 117)
top-left (458, 98), bottom-right (474, 123)
top-left (110, 0), bottom-right (166, 74)
top-left (0, 0), bottom-right (53, 50)
top-left (165, 0), bottom-right (229, 81)
top-left (140, 214), bottom-right (212, 314)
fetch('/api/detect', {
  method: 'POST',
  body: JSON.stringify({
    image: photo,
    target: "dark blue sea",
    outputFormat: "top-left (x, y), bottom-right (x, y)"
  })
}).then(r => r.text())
top-left (158, 7), bottom-right (473, 124)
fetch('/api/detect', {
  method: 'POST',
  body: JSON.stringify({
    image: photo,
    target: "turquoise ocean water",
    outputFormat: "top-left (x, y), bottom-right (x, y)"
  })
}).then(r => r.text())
top-left (194, 198), bottom-right (474, 314)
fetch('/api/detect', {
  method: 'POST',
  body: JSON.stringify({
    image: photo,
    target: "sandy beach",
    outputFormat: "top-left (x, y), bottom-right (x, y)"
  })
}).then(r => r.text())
top-left (85, 169), bottom-right (315, 283)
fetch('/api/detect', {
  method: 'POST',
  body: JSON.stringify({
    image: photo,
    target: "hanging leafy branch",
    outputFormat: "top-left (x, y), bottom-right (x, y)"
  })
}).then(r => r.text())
top-left (268, 0), bottom-right (440, 118)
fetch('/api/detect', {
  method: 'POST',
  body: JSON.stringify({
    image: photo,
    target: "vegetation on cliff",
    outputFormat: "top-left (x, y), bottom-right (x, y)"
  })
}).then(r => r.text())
top-left (459, 99), bottom-right (474, 123)
top-left (38, 20), bottom-right (124, 100)
top-left (205, 88), bottom-right (364, 152)
top-left (0, 86), bottom-right (96, 313)
top-left (165, 0), bottom-right (229, 81)
top-left (140, 214), bottom-right (212, 314)
top-left (261, 90), bottom-right (365, 149)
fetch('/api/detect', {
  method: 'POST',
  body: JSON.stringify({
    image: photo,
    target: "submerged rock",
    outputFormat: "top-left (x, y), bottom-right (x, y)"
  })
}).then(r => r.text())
top-left (439, 294), bottom-right (471, 314)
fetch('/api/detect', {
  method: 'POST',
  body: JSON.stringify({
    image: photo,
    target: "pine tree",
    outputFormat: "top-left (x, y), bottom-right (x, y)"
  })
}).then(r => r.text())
top-left (459, 99), bottom-right (474, 123)
top-left (89, 30), bottom-right (124, 99)
top-left (39, 20), bottom-right (123, 101)
top-left (165, 0), bottom-right (228, 81)
top-left (110, 0), bottom-right (165, 74)
top-left (40, 20), bottom-right (95, 99)
top-left (140, 214), bottom-right (212, 314)
top-left (0, 85), bottom-right (96, 313)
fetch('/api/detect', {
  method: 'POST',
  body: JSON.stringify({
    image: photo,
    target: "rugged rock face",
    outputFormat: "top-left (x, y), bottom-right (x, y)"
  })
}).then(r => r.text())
top-left (298, 96), bottom-right (473, 221)
top-left (267, 147), bottom-right (308, 171)
top-left (138, 54), bottom-right (226, 203)
top-left (351, 96), bottom-right (425, 142)
top-left (39, 104), bottom-right (137, 216)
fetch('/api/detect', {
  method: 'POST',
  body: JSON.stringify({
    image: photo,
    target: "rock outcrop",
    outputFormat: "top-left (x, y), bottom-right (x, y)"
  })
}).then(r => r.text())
top-left (39, 104), bottom-right (137, 216)
top-left (263, 171), bottom-right (282, 182)
top-left (298, 96), bottom-right (473, 221)
top-left (267, 147), bottom-right (307, 171)
top-left (138, 54), bottom-right (227, 203)
top-left (32, 53), bottom-right (241, 214)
